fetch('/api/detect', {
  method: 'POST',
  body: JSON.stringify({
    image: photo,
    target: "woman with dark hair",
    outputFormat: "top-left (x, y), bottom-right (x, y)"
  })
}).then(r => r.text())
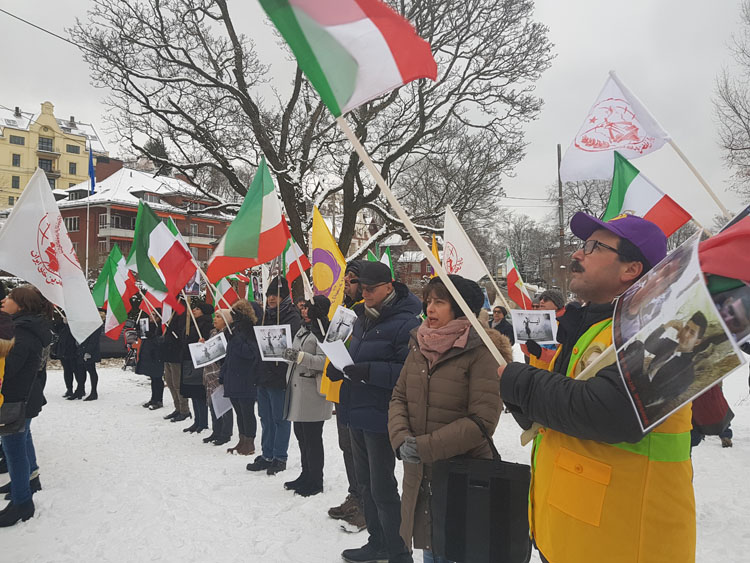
top-left (181, 302), bottom-right (214, 434)
top-left (136, 312), bottom-right (165, 410)
top-left (388, 275), bottom-right (511, 562)
top-left (0, 285), bottom-right (53, 526)
top-left (281, 295), bottom-right (333, 497)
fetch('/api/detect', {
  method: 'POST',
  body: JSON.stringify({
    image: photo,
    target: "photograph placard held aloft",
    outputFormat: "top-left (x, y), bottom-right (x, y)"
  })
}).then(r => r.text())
top-left (509, 309), bottom-right (557, 345)
top-left (325, 306), bottom-right (358, 343)
top-left (613, 236), bottom-right (746, 432)
top-left (253, 324), bottom-right (293, 362)
top-left (188, 332), bottom-right (228, 369)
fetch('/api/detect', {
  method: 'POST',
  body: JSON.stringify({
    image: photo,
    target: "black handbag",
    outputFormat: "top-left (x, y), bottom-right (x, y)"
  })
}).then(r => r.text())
top-left (0, 402), bottom-right (27, 436)
top-left (181, 358), bottom-right (204, 386)
top-left (430, 416), bottom-right (532, 563)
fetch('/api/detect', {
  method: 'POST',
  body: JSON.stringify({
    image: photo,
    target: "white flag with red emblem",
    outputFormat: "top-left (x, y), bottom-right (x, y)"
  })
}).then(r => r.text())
top-left (442, 205), bottom-right (487, 282)
top-left (560, 71), bottom-right (670, 182)
top-left (0, 168), bottom-right (102, 342)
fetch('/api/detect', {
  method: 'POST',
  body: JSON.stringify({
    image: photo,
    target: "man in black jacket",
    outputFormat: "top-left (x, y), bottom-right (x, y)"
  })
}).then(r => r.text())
top-left (247, 276), bottom-right (302, 475)
top-left (327, 262), bottom-right (421, 563)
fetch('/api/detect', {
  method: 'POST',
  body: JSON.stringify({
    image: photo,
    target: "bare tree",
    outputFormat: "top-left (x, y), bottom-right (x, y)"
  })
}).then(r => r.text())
top-left (71, 0), bottom-right (553, 255)
top-left (715, 0), bottom-right (750, 201)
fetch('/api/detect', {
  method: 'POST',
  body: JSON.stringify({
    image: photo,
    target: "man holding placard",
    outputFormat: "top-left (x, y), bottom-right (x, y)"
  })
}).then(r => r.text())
top-left (499, 213), bottom-right (696, 563)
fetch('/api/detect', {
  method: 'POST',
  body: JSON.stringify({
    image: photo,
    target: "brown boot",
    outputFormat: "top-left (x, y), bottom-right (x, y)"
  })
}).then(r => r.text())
top-left (236, 435), bottom-right (256, 456)
top-left (226, 437), bottom-right (243, 454)
top-left (342, 506), bottom-right (367, 531)
top-left (328, 493), bottom-right (360, 520)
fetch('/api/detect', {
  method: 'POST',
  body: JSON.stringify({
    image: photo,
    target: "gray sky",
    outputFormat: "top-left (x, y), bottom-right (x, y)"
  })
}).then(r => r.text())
top-left (1, 0), bottom-right (745, 227)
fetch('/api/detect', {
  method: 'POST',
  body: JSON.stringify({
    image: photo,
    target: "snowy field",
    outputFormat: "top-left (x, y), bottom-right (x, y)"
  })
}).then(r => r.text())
top-left (2, 354), bottom-right (750, 562)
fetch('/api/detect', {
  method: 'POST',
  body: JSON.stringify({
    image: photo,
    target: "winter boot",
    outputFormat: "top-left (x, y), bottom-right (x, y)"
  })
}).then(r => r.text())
top-left (226, 437), bottom-right (243, 454)
top-left (202, 432), bottom-right (219, 444)
top-left (183, 422), bottom-right (200, 433)
top-left (163, 410), bottom-right (179, 420)
top-left (1, 473), bottom-right (41, 500)
top-left (722, 436), bottom-right (733, 448)
top-left (341, 543), bottom-right (387, 563)
top-left (342, 507), bottom-right (367, 531)
top-left (295, 482), bottom-right (323, 497)
top-left (236, 435), bottom-right (256, 456)
top-left (246, 455), bottom-right (273, 472)
top-left (213, 436), bottom-right (231, 446)
top-left (148, 402), bottom-right (163, 411)
top-left (142, 401), bottom-right (154, 409)
top-left (328, 494), bottom-right (360, 520)
top-left (171, 412), bottom-right (191, 423)
top-left (0, 499), bottom-right (35, 527)
top-left (67, 388), bottom-right (85, 400)
top-left (266, 459), bottom-right (287, 476)
top-left (283, 474), bottom-right (307, 491)
top-left (83, 391), bottom-right (98, 401)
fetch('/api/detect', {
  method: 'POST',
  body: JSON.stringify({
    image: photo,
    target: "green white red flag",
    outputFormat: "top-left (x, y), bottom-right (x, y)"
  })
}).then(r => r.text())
top-left (126, 201), bottom-right (196, 312)
top-left (602, 152), bottom-right (691, 237)
top-left (281, 227), bottom-right (311, 284)
top-left (92, 245), bottom-right (138, 339)
top-left (506, 249), bottom-right (532, 310)
top-left (207, 158), bottom-right (288, 282)
top-left (258, 0), bottom-right (437, 117)
top-left (209, 278), bottom-right (240, 309)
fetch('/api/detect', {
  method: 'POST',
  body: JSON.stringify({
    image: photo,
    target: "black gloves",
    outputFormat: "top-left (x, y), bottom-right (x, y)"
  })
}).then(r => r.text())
top-left (526, 339), bottom-right (542, 359)
top-left (344, 363), bottom-right (370, 383)
top-left (326, 365), bottom-right (344, 382)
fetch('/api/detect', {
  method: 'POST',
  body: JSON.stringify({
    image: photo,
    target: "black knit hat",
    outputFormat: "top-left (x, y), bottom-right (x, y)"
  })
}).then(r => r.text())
top-left (0, 312), bottom-right (14, 340)
top-left (345, 260), bottom-right (366, 276)
top-left (539, 289), bottom-right (565, 309)
top-left (424, 275), bottom-right (484, 318)
top-left (357, 261), bottom-right (392, 286)
top-left (194, 302), bottom-right (214, 316)
top-left (266, 276), bottom-right (290, 299)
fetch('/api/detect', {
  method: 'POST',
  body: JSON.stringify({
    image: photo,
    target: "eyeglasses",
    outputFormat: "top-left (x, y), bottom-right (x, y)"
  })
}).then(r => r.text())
top-left (348, 278), bottom-right (360, 284)
top-left (580, 239), bottom-right (623, 256)
top-left (361, 282), bottom-right (388, 294)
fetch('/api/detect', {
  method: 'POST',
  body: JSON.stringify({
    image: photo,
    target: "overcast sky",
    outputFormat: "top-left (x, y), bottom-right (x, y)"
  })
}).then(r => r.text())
top-left (1, 0), bottom-right (746, 227)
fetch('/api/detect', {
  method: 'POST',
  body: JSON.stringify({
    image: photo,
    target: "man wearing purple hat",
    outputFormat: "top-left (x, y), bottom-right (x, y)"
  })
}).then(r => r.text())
top-left (499, 213), bottom-right (696, 563)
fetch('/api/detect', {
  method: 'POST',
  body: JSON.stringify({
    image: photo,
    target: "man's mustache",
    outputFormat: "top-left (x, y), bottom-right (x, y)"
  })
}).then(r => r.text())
top-left (570, 261), bottom-right (584, 273)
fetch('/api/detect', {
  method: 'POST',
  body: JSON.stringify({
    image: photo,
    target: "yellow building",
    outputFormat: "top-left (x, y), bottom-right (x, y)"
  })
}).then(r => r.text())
top-left (0, 101), bottom-right (108, 208)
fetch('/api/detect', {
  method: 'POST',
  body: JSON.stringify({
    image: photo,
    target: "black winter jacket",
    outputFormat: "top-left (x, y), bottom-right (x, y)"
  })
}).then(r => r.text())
top-left (135, 320), bottom-right (164, 379)
top-left (491, 317), bottom-right (515, 345)
top-left (54, 322), bottom-right (78, 361)
top-left (77, 325), bottom-right (103, 364)
top-left (180, 313), bottom-right (213, 398)
top-left (221, 327), bottom-right (261, 399)
top-left (258, 297), bottom-right (302, 388)
top-left (500, 301), bottom-right (644, 444)
top-left (338, 282), bottom-right (422, 434)
top-left (3, 313), bottom-right (53, 408)
top-left (161, 312), bottom-right (186, 363)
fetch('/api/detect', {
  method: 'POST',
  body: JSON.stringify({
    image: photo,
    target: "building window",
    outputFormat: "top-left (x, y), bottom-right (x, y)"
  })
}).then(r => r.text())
top-left (189, 202), bottom-right (203, 211)
top-left (207, 225), bottom-right (215, 237)
top-left (38, 137), bottom-right (54, 152)
top-left (9, 135), bottom-right (24, 146)
top-left (64, 217), bottom-right (79, 232)
top-left (48, 178), bottom-right (56, 189)
top-left (11, 176), bottom-right (20, 189)
top-left (66, 144), bottom-right (80, 154)
top-left (69, 183), bottom-right (75, 188)
top-left (72, 242), bottom-right (79, 256)
top-left (189, 224), bottom-right (198, 236)
top-left (99, 214), bottom-right (107, 228)
top-left (142, 193), bottom-right (160, 204)
top-left (69, 162), bottom-right (77, 175)
top-left (8, 196), bottom-right (14, 206)
top-left (11, 154), bottom-right (20, 167)
top-left (190, 247), bottom-right (199, 260)
top-left (39, 158), bottom-right (53, 172)
top-left (411, 263), bottom-right (421, 274)
top-left (98, 241), bottom-right (108, 255)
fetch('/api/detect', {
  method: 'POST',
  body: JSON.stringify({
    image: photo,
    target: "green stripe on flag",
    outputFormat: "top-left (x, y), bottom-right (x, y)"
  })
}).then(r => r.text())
top-left (224, 158), bottom-right (275, 259)
top-left (603, 152), bottom-right (640, 221)
top-left (129, 201), bottom-right (168, 292)
top-left (258, 0), bottom-right (356, 116)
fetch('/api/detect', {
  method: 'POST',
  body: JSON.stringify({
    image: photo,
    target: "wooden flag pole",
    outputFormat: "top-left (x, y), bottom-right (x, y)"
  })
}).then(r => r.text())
top-left (182, 289), bottom-right (203, 340)
top-left (194, 266), bottom-right (234, 335)
top-left (337, 117), bottom-right (507, 367)
top-left (668, 139), bottom-right (732, 220)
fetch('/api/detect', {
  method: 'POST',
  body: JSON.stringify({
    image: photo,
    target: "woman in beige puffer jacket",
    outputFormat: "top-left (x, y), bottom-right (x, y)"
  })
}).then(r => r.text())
top-left (388, 275), bottom-right (512, 561)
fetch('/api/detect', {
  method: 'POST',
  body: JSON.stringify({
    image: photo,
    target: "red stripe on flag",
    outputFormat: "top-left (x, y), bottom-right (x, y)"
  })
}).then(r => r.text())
top-left (699, 216), bottom-right (750, 282)
top-left (643, 195), bottom-right (691, 237)
top-left (207, 220), bottom-right (289, 282)
top-left (507, 270), bottom-right (533, 310)
top-left (159, 242), bottom-right (198, 298)
top-left (355, 0), bottom-right (437, 83)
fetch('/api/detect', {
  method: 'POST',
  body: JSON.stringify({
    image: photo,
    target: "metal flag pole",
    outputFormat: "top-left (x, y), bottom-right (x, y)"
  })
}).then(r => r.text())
top-left (85, 141), bottom-right (92, 280)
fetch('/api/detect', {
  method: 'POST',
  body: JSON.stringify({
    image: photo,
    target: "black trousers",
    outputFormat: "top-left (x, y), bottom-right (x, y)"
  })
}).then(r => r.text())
top-left (349, 428), bottom-right (411, 562)
top-left (150, 376), bottom-right (164, 403)
top-left (293, 421), bottom-right (324, 488)
top-left (337, 415), bottom-right (359, 498)
top-left (191, 396), bottom-right (208, 429)
top-left (209, 401), bottom-right (234, 439)
top-left (61, 358), bottom-right (76, 392)
top-left (230, 397), bottom-right (257, 437)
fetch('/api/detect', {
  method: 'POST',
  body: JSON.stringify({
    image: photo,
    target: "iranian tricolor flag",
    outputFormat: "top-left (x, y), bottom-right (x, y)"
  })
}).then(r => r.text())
top-left (127, 202), bottom-right (197, 311)
top-left (92, 245), bottom-right (138, 339)
top-left (560, 71), bottom-right (670, 182)
top-left (259, 0), bottom-right (437, 117)
top-left (207, 158), bottom-right (288, 282)
top-left (602, 152), bottom-right (691, 237)
top-left (506, 250), bottom-right (532, 310)
top-left (281, 228), bottom-right (311, 284)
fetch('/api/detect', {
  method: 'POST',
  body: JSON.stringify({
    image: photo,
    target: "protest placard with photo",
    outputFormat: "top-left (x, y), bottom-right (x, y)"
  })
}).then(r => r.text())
top-left (509, 309), bottom-right (557, 345)
top-left (253, 324), bottom-right (293, 362)
top-left (188, 332), bottom-right (228, 369)
top-left (183, 269), bottom-right (201, 296)
top-left (614, 237), bottom-right (745, 431)
top-left (325, 306), bottom-right (358, 343)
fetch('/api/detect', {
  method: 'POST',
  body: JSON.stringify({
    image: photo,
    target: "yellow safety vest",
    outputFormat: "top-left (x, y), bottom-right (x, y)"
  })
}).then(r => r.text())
top-left (530, 319), bottom-right (695, 563)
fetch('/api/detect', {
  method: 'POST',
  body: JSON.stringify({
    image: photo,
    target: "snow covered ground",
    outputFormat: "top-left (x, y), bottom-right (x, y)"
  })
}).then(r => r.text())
top-left (2, 357), bottom-right (750, 562)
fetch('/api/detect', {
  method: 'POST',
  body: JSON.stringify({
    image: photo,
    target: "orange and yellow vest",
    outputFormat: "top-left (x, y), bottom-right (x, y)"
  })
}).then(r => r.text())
top-left (530, 319), bottom-right (695, 563)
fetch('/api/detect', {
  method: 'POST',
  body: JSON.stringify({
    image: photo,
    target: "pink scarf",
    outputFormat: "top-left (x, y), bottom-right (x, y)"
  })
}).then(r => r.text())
top-left (416, 318), bottom-right (472, 369)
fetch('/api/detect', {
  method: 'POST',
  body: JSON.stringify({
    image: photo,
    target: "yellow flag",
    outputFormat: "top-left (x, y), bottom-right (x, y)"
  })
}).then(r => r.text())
top-left (311, 206), bottom-right (347, 402)
top-left (431, 234), bottom-right (440, 278)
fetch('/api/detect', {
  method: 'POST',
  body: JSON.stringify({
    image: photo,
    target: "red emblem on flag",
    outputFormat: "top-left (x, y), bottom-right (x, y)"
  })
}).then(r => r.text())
top-left (444, 242), bottom-right (463, 274)
top-left (31, 213), bottom-right (81, 286)
top-left (575, 97), bottom-right (655, 154)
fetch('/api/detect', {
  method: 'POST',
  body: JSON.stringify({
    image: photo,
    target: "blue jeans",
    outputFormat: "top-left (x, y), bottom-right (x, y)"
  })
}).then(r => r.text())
top-left (1, 419), bottom-right (38, 504)
top-left (423, 551), bottom-right (454, 563)
top-left (257, 386), bottom-right (291, 461)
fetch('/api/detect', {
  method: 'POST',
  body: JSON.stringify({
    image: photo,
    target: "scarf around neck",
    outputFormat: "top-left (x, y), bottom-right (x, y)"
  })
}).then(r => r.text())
top-left (416, 317), bottom-right (472, 369)
top-left (364, 287), bottom-right (398, 320)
